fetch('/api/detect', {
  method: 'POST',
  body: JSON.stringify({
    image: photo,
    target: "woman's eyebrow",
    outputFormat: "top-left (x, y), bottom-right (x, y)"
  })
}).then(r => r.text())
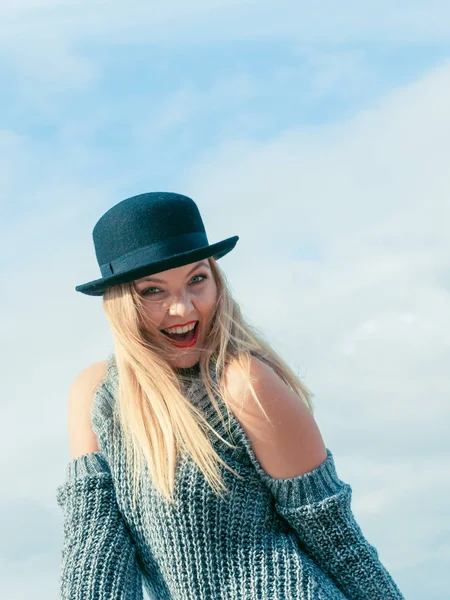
top-left (140, 260), bottom-right (209, 284)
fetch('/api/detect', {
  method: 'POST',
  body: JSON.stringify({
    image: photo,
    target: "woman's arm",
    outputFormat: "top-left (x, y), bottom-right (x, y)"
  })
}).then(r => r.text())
top-left (224, 356), bottom-right (405, 600)
top-left (56, 362), bottom-right (143, 599)
top-left (56, 452), bottom-right (143, 600)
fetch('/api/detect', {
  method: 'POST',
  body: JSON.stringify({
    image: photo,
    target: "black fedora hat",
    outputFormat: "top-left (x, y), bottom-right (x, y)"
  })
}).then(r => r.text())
top-left (76, 191), bottom-right (239, 296)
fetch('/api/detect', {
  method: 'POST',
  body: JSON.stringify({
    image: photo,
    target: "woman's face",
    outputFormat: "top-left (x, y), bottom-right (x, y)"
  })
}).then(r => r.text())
top-left (133, 259), bottom-right (218, 368)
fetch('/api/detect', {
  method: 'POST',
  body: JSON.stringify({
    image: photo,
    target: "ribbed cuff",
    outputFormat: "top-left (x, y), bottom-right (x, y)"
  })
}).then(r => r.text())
top-left (246, 445), bottom-right (347, 508)
top-left (66, 451), bottom-right (110, 481)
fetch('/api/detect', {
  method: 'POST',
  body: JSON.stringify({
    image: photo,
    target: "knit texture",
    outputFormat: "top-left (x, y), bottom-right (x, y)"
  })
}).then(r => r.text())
top-left (56, 354), bottom-right (405, 599)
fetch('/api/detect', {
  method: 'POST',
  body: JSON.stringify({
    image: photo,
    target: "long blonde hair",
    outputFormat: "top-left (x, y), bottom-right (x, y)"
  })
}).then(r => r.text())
top-left (102, 257), bottom-right (314, 507)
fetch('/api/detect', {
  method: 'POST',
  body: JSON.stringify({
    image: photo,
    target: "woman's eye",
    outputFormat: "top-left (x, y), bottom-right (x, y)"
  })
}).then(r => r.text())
top-left (142, 273), bottom-right (207, 295)
top-left (191, 274), bottom-right (207, 284)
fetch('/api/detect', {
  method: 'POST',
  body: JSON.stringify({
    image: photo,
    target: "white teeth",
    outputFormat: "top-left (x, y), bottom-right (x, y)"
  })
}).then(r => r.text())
top-left (162, 322), bottom-right (197, 335)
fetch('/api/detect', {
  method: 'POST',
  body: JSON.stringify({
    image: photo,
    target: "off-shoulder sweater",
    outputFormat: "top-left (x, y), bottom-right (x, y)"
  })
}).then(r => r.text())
top-left (56, 354), bottom-right (405, 599)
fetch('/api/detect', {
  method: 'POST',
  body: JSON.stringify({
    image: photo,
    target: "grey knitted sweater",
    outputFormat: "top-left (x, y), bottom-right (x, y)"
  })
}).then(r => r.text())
top-left (56, 354), bottom-right (405, 599)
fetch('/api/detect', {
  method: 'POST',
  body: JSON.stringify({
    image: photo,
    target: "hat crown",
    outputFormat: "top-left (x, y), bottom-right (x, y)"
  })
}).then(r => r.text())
top-left (93, 192), bottom-right (205, 266)
top-left (75, 190), bottom-right (239, 296)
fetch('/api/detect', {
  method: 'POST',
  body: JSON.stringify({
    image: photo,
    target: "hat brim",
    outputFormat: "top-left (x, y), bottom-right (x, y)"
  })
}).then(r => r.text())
top-left (75, 236), bottom-right (239, 296)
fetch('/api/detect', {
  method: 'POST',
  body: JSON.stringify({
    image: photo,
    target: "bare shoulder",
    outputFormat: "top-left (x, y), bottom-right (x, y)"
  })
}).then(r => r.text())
top-left (223, 354), bottom-right (298, 416)
top-left (67, 360), bottom-right (108, 459)
top-left (223, 355), bottom-right (327, 479)
top-left (223, 355), bottom-right (276, 409)
top-left (70, 360), bottom-right (108, 398)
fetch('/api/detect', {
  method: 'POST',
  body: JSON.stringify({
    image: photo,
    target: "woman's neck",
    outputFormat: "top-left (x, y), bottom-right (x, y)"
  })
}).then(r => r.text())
top-left (173, 361), bottom-right (201, 377)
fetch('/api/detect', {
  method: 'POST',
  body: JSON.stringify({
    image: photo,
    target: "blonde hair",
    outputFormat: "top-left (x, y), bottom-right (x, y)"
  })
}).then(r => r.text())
top-left (102, 258), bottom-right (314, 507)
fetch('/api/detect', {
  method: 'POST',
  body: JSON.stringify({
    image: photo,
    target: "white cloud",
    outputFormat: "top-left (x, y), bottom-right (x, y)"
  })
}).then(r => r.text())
top-left (2, 0), bottom-right (450, 42)
top-left (2, 1), bottom-right (450, 94)
top-left (135, 74), bottom-right (256, 143)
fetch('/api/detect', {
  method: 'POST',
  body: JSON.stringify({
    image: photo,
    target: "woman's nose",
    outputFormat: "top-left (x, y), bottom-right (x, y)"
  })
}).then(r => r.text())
top-left (167, 295), bottom-right (194, 315)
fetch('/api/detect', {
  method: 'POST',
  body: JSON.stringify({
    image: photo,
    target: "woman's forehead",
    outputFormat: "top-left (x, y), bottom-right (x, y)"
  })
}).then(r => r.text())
top-left (134, 259), bottom-right (210, 285)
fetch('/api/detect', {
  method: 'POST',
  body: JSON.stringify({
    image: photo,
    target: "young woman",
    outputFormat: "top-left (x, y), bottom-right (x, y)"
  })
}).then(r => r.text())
top-left (56, 191), bottom-right (405, 599)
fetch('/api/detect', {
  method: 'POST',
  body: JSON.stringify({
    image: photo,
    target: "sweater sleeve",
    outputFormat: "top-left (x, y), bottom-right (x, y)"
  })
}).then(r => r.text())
top-left (242, 441), bottom-right (405, 600)
top-left (56, 451), bottom-right (143, 600)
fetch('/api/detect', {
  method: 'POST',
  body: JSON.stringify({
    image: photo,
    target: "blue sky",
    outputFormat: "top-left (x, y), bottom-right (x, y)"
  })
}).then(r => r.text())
top-left (1, 2), bottom-right (449, 599)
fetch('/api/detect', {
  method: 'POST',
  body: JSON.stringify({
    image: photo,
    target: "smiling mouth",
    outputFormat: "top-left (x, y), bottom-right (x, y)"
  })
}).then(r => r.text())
top-left (161, 321), bottom-right (199, 346)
